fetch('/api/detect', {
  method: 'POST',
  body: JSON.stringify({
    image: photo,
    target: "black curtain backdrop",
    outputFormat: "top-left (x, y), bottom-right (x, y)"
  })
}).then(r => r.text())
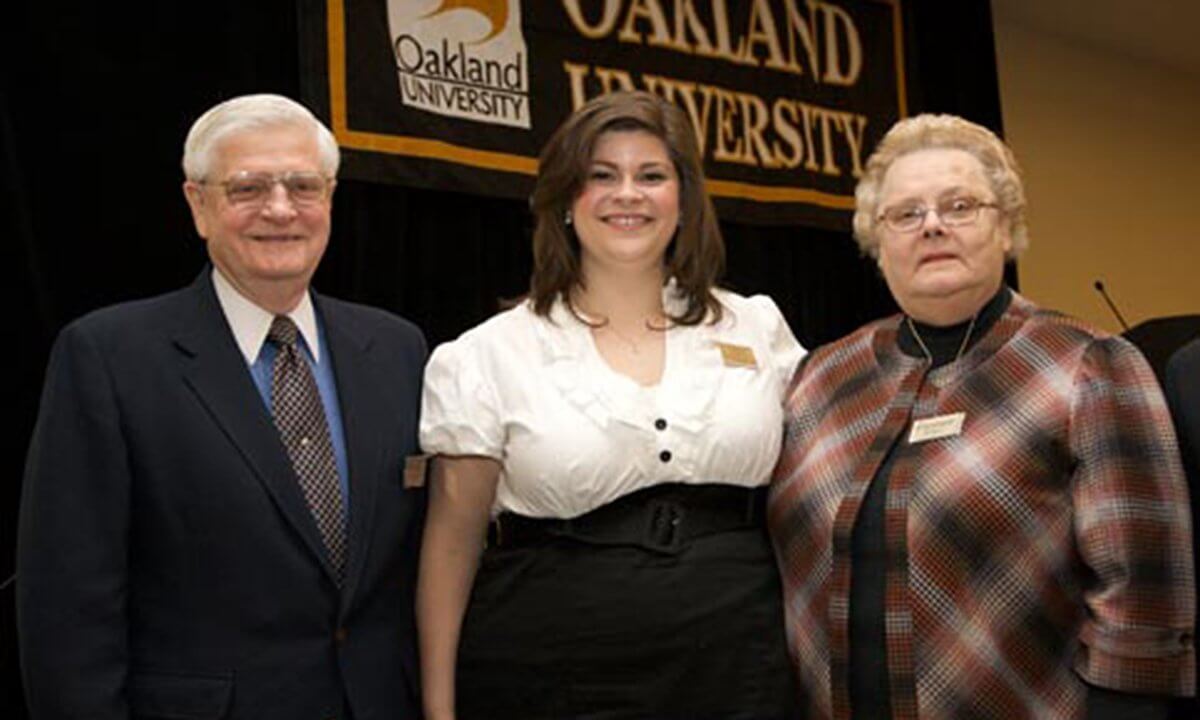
top-left (3, 2), bottom-right (1004, 715)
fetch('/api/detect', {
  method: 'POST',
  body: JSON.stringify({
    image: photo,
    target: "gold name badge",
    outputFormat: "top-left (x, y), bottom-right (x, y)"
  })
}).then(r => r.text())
top-left (716, 342), bottom-right (757, 368)
top-left (908, 412), bottom-right (966, 444)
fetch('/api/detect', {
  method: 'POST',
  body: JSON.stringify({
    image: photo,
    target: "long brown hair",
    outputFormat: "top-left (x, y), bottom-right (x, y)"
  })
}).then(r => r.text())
top-left (529, 91), bottom-right (724, 325)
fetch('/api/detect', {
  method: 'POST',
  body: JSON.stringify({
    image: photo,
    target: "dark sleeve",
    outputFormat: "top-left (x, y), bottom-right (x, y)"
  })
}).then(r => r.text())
top-left (18, 321), bottom-right (132, 719)
top-left (1163, 344), bottom-right (1200, 720)
top-left (1164, 342), bottom-right (1200, 515)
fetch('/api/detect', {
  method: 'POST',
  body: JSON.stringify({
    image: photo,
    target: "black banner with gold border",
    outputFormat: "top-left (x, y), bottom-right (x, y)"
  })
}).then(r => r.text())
top-left (301, 1), bottom-right (908, 229)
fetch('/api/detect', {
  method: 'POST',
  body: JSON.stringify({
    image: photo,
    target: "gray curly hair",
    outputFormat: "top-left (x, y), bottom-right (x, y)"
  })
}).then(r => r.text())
top-left (852, 114), bottom-right (1028, 260)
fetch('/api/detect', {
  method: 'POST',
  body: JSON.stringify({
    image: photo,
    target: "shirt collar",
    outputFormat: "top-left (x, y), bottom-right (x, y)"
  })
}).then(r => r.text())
top-left (211, 267), bottom-right (321, 365)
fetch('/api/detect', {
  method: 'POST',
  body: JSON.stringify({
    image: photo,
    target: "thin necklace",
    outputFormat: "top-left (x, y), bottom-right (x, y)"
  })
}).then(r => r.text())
top-left (592, 313), bottom-right (669, 356)
top-left (602, 323), bottom-right (647, 355)
top-left (906, 312), bottom-right (978, 364)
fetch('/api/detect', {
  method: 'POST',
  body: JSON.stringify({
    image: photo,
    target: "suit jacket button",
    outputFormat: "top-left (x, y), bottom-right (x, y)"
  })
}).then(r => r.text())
top-left (335, 627), bottom-right (348, 643)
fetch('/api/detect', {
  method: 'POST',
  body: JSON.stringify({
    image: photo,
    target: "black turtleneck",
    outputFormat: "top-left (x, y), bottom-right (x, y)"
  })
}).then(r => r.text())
top-left (896, 285), bottom-right (1011, 368)
top-left (848, 286), bottom-right (1009, 718)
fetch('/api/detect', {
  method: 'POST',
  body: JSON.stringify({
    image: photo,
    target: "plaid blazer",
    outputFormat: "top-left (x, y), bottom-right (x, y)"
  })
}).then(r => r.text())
top-left (769, 292), bottom-right (1195, 719)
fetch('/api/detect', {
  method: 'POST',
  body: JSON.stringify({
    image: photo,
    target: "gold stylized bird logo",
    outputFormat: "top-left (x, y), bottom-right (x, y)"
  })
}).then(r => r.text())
top-left (422, 0), bottom-right (509, 43)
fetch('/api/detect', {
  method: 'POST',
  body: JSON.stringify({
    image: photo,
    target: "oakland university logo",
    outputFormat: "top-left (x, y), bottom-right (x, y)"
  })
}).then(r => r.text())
top-left (387, 0), bottom-right (530, 129)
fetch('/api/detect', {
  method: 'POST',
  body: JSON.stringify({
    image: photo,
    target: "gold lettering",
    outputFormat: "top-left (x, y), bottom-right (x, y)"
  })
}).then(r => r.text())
top-left (742, 0), bottom-right (788, 70)
top-left (558, 63), bottom-right (870, 181)
top-left (641, 75), bottom-right (706, 156)
top-left (738, 92), bottom-right (779, 167)
top-left (564, 0), bottom-right (867, 86)
top-left (771, 100), bottom-right (803, 169)
top-left (561, 0), bottom-right (621, 39)
top-left (618, 0), bottom-right (672, 47)
top-left (562, 61), bottom-right (592, 110)
top-left (798, 102), bottom-right (819, 172)
top-left (819, 1), bottom-right (863, 85)
top-left (782, 0), bottom-right (820, 76)
top-left (708, 0), bottom-right (741, 62)
top-left (672, 0), bottom-right (712, 55)
top-left (670, 79), bottom-right (717, 156)
top-left (815, 108), bottom-right (840, 176)
top-left (712, 88), bottom-right (749, 165)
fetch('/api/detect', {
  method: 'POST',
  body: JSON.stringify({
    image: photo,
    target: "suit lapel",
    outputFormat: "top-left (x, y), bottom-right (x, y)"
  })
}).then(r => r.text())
top-left (172, 273), bottom-right (339, 582)
top-left (317, 295), bottom-right (383, 608)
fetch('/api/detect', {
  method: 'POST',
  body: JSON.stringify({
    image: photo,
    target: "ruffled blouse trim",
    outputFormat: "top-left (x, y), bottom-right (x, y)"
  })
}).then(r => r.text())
top-left (529, 283), bottom-right (757, 439)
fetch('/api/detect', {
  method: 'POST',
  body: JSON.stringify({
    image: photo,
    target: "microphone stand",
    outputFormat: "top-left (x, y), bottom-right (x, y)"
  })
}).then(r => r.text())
top-left (1093, 280), bottom-right (1131, 332)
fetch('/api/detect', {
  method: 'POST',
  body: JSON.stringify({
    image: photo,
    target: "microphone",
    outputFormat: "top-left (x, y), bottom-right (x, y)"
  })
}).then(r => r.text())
top-left (1093, 280), bottom-right (1130, 332)
top-left (0, 572), bottom-right (14, 592)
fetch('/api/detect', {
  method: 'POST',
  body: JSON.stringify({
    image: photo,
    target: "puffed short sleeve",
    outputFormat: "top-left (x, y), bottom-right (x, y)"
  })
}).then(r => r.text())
top-left (419, 334), bottom-right (505, 459)
top-left (1070, 335), bottom-right (1195, 695)
top-left (745, 294), bottom-right (806, 397)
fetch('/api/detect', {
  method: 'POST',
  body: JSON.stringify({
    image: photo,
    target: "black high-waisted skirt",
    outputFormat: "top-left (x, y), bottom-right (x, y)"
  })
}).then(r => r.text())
top-left (456, 483), bottom-right (799, 720)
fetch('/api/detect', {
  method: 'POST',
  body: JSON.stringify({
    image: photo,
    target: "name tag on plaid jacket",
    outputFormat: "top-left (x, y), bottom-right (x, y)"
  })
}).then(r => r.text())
top-left (908, 412), bottom-right (966, 443)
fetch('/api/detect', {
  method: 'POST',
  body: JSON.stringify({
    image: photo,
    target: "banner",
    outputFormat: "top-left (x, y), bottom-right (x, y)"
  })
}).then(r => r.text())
top-left (304, 1), bottom-right (907, 228)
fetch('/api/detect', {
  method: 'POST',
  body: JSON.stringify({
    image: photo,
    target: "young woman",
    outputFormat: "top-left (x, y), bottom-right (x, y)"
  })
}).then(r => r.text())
top-left (417, 91), bottom-right (805, 720)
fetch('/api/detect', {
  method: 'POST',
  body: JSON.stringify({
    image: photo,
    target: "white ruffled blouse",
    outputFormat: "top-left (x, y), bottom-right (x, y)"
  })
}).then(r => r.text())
top-left (420, 284), bottom-right (806, 518)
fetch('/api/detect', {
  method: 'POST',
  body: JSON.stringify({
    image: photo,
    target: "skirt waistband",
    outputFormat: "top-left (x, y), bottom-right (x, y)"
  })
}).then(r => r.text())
top-left (487, 483), bottom-right (767, 554)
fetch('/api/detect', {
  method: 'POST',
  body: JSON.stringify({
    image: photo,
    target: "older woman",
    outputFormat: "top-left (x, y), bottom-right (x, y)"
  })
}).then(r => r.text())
top-left (770, 114), bottom-right (1195, 719)
top-left (417, 91), bottom-right (803, 720)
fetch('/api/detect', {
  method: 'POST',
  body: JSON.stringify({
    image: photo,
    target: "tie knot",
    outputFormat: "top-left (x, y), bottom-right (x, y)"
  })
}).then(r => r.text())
top-left (268, 315), bottom-right (299, 348)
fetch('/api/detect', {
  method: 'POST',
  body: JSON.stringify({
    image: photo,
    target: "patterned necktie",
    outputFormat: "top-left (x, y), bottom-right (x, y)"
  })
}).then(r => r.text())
top-left (267, 315), bottom-right (346, 580)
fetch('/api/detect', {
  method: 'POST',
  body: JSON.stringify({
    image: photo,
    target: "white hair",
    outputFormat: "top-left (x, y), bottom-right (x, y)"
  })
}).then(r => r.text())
top-left (182, 94), bottom-right (339, 180)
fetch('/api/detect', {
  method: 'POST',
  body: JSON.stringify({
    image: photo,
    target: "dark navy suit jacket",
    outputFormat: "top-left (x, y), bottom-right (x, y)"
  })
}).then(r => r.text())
top-left (18, 271), bottom-right (427, 719)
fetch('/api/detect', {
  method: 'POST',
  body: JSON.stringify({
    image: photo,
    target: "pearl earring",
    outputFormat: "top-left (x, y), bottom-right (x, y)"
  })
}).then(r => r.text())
top-left (564, 210), bottom-right (573, 226)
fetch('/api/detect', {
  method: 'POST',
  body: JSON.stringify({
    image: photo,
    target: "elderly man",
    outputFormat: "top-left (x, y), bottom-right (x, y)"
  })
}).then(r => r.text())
top-left (18, 94), bottom-right (426, 719)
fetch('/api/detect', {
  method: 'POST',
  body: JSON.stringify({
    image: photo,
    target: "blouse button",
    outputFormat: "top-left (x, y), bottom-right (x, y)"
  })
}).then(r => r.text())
top-left (654, 418), bottom-right (667, 431)
top-left (659, 450), bottom-right (672, 463)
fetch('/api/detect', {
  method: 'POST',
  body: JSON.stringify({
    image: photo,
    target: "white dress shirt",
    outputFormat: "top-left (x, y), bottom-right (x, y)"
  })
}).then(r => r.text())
top-left (421, 284), bottom-right (806, 518)
top-left (211, 268), bottom-right (321, 365)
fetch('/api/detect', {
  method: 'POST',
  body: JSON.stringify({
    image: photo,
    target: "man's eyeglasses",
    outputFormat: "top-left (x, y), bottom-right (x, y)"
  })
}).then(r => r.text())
top-left (877, 196), bottom-right (999, 233)
top-left (198, 171), bottom-right (333, 206)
